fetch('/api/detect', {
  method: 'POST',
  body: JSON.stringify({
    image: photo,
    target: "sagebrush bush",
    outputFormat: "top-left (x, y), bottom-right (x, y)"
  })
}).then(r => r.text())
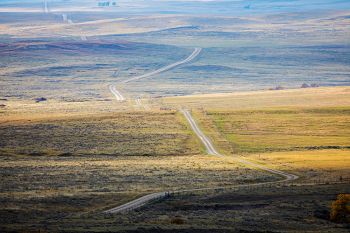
top-left (330, 194), bottom-right (350, 223)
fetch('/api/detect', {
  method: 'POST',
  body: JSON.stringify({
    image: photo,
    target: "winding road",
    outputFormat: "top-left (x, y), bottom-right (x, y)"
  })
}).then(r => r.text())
top-left (181, 109), bottom-right (299, 182)
top-left (109, 84), bottom-right (126, 101)
top-left (121, 48), bottom-right (202, 84)
top-left (109, 48), bottom-right (202, 101)
top-left (103, 110), bottom-right (298, 214)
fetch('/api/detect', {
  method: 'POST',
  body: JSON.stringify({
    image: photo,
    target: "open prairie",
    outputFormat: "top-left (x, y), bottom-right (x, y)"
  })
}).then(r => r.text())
top-left (1, 87), bottom-right (349, 232)
top-left (1, 0), bottom-right (350, 232)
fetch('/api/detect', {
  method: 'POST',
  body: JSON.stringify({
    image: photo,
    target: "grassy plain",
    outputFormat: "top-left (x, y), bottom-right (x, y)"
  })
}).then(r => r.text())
top-left (0, 111), bottom-right (198, 156)
top-left (111, 183), bottom-right (349, 233)
top-left (179, 88), bottom-right (350, 184)
top-left (163, 86), bottom-right (350, 110)
top-left (206, 107), bottom-right (350, 154)
top-left (0, 108), bottom-right (277, 232)
top-left (246, 150), bottom-right (350, 183)
top-left (1, 87), bottom-right (349, 232)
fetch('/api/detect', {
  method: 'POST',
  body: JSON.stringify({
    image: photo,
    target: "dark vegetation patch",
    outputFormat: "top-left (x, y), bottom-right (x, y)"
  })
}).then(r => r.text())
top-left (181, 65), bottom-right (239, 72)
top-left (34, 97), bottom-right (47, 103)
top-left (0, 112), bottom-right (198, 156)
top-left (134, 184), bottom-right (350, 233)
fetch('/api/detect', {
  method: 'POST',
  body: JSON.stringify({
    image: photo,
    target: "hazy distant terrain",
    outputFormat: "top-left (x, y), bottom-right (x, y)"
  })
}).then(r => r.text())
top-left (0, 0), bottom-right (350, 100)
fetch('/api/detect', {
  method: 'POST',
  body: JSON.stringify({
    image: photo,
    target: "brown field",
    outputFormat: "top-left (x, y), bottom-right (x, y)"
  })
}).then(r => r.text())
top-left (0, 111), bottom-right (199, 156)
top-left (204, 107), bottom-right (350, 154)
top-left (163, 86), bottom-right (350, 110)
top-left (1, 86), bottom-right (349, 232)
top-left (245, 150), bottom-right (350, 183)
top-left (1, 15), bottom-right (189, 38)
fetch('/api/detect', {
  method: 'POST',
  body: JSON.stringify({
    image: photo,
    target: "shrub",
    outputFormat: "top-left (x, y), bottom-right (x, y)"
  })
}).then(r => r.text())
top-left (301, 83), bottom-right (310, 88)
top-left (330, 194), bottom-right (350, 223)
top-left (170, 217), bottom-right (185, 225)
top-left (34, 97), bottom-right (47, 103)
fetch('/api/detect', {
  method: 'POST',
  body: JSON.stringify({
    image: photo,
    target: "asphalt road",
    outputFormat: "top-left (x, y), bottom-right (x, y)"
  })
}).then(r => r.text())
top-left (103, 110), bottom-right (298, 214)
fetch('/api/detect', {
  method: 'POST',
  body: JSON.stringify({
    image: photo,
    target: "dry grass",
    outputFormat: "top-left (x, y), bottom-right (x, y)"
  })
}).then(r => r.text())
top-left (245, 150), bottom-right (350, 183)
top-left (1, 86), bottom-right (349, 232)
top-left (2, 15), bottom-right (189, 38)
top-left (0, 154), bottom-right (277, 232)
top-left (0, 99), bottom-right (131, 123)
top-left (204, 107), bottom-right (350, 154)
top-left (0, 154), bottom-right (276, 199)
top-left (163, 87), bottom-right (350, 110)
top-left (0, 111), bottom-right (198, 156)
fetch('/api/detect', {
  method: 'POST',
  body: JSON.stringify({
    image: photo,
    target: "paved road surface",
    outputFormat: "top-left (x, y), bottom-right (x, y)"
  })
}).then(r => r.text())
top-left (103, 110), bottom-right (298, 214)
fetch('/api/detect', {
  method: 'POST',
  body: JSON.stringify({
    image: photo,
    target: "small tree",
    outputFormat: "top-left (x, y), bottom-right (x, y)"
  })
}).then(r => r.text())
top-left (330, 194), bottom-right (350, 223)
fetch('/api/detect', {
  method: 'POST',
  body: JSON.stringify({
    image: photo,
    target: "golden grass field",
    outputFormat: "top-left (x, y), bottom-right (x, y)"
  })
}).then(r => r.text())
top-left (0, 15), bottom-right (190, 38)
top-left (246, 150), bottom-right (350, 183)
top-left (206, 107), bottom-right (350, 153)
top-left (163, 86), bottom-right (350, 110)
top-left (0, 154), bottom-right (276, 201)
top-left (0, 111), bottom-right (199, 156)
top-left (0, 86), bottom-right (349, 232)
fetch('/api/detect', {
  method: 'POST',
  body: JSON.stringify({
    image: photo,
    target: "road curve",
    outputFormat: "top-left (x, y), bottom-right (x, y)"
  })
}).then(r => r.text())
top-left (109, 84), bottom-right (125, 101)
top-left (109, 48), bottom-right (201, 102)
top-left (122, 48), bottom-right (202, 84)
top-left (103, 110), bottom-right (298, 214)
top-left (181, 109), bottom-right (298, 181)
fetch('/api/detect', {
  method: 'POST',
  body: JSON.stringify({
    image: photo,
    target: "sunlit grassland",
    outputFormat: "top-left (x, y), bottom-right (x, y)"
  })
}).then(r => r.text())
top-left (0, 109), bottom-right (279, 232)
top-left (246, 150), bottom-right (350, 183)
top-left (0, 155), bottom-right (275, 200)
top-left (163, 87), bottom-right (350, 110)
top-left (189, 104), bottom-right (350, 183)
top-left (0, 111), bottom-right (199, 156)
top-left (206, 107), bottom-right (350, 154)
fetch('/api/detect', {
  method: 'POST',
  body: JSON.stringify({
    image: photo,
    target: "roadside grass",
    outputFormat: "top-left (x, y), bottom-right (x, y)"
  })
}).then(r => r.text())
top-left (0, 109), bottom-right (280, 232)
top-left (1, 87), bottom-right (350, 232)
top-left (191, 109), bottom-right (233, 155)
top-left (0, 154), bottom-right (277, 232)
top-left (175, 110), bottom-right (207, 155)
top-left (189, 106), bottom-right (350, 183)
top-left (0, 155), bottom-right (276, 198)
top-left (10, 183), bottom-right (347, 233)
top-left (117, 183), bottom-right (350, 233)
top-left (204, 107), bottom-right (350, 154)
top-left (245, 149), bottom-right (350, 183)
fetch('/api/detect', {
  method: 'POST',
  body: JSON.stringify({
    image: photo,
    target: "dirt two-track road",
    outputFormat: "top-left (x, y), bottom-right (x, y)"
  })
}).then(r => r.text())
top-left (109, 48), bottom-right (202, 101)
top-left (103, 110), bottom-right (298, 214)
